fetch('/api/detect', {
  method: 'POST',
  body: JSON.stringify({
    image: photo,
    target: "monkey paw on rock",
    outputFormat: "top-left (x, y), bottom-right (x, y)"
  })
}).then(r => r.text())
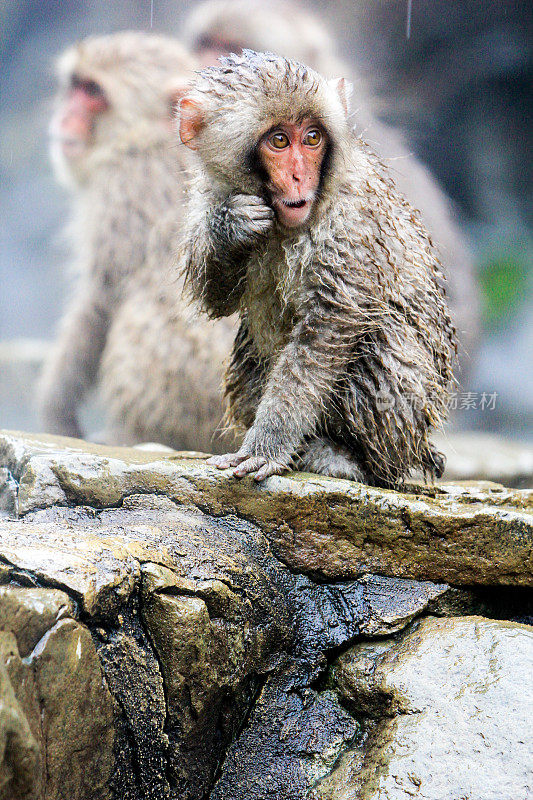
top-left (207, 450), bottom-right (288, 481)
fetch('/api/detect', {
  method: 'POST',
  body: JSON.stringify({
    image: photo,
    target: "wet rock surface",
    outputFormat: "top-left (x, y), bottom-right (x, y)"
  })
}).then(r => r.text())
top-left (1, 431), bottom-right (532, 586)
top-left (325, 617), bottom-right (533, 800)
top-left (0, 430), bottom-right (532, 799)
top-left (0, 589), bottom-right (114, 800)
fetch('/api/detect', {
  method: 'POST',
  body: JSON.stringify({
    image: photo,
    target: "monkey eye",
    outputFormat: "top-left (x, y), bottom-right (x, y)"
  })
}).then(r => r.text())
top-left (83, 80), bottom-right (104, 97)
top-left (269, 131), bottom-right (290, 149)
top-left (71, 75), bottom-right (105, 98)
top-left (303, 129), bottom-right (322, 147)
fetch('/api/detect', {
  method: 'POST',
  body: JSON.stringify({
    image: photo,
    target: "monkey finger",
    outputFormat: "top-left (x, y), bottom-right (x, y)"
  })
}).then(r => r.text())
top-left (232, 194), bottom-right (268, 213)
top-left (243, 208), bottom-right (274, 224)
top-left (250, 206), bottom-right (275, 219)
top-left (232, 456), bottom-right (268, 478)
top-left (250, 215), bottom-right (274, 228)
top-left (231, 193), bottom-right (261, 205)
top-left (251, 219), bottom-right (275, 235)
top-left (207, 453), bottom-right (238, 469)
top-left (240, 194), bottom-right (269, 207)
top-left (254, 460), bottom-right (288, 482)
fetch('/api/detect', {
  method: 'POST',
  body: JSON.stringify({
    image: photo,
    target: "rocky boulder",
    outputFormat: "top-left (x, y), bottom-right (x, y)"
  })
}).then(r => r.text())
top-left (1, 431), bottom-right (532, 586)
top-left (324, 616), bottom-right (533, 800)
top-left (0, 430), bottom-right (532, 799)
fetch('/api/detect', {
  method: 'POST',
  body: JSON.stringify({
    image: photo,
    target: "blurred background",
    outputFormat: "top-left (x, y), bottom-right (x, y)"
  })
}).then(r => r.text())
top-left (1, 0), bottom-right (532, 439)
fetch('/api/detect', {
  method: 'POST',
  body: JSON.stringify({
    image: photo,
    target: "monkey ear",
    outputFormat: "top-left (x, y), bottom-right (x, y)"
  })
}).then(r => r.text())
top-left (167, 78), bottom-right (193, 119)
top-left (179, 97), bottom-right (204, 150)
top-left (329, 77), bottom-right (353, 118)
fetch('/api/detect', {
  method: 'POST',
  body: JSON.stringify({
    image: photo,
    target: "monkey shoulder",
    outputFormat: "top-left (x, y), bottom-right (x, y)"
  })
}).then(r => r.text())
top-left (337, 173), bottom-right (443, 287)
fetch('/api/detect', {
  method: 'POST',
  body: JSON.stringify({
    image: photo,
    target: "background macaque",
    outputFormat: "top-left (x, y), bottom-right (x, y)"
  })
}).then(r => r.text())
top-left (100, 252), bottom-right (236, 453)
top-left (183, 0), bottom-right (478, 382)
top-left (179, 51), bottom-right (457, 486)
top-left (39, 31), bottom-right (235, 452)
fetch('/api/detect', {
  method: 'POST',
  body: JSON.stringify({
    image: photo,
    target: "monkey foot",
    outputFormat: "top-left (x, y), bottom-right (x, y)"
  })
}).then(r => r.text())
top-left (207, 453), bottom-right (287, 481)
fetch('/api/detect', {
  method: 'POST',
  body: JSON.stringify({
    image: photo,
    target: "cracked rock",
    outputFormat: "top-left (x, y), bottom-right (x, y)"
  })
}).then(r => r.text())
top-left (0, 606), bottom-right (115, 800)
top-left (0, 633), bottom-right (41, 800)
top-left (1, 430), bottom-right (532, 586)
top-left (0, 432), bottom-right (532, 798)
top-left (0, 494), bottom-right (468, 799)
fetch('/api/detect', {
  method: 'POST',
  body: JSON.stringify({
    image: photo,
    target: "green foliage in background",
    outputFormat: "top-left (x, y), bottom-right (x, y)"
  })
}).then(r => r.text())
top-left (478, 243), bottom-right (531, 330)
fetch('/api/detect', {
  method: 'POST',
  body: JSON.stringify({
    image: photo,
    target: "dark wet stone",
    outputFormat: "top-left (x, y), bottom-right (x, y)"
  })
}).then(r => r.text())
top-left (211, 666), bottom-right (360, 800)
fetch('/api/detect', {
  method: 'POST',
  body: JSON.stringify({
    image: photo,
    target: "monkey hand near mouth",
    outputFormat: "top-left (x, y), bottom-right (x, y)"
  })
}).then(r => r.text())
top-left (214, 194), bottom-right (274, 246)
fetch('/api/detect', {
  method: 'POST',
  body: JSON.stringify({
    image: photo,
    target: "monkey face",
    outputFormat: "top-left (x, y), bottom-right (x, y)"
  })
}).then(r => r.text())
top-left (179, 51), bottom-right (353, 218)
top-left (258, 120), bottom-right (327, 228)
top-left (194, 34), bottom-right (244, 67)
top-left (52, 75), bottom-right (109, 162)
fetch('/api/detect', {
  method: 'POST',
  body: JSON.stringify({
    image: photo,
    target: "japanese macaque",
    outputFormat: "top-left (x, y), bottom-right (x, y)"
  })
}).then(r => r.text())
top-left (179, 51), bottom-right (457, 486)
top-left (39, 31), bottom-right (235, 452)
top-left (183, 0), bottom-right (344, 74)
top-left (100, 262), bottom-right (236, 452)
top-left (182, 0), bottom-right (479, 380)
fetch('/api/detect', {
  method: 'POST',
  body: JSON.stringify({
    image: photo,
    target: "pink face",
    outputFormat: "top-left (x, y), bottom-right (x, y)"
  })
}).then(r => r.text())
top-left (258, 119), bottom-right (327, 228)
top-left (55, 77), bottom-right (109, 159)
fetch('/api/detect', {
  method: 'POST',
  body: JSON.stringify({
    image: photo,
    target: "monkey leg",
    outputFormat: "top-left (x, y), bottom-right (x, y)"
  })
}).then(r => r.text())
top-left (297, 437), bottom-right (368, 482)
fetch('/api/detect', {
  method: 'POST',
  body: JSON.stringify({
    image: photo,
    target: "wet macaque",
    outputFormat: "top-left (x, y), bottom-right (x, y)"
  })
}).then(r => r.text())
top-left (183, 0), bottom-right (479, 381)
top-left (39, 31), bottom-right (235, 452)
top-left (179, 51), bottom-right (457, 486)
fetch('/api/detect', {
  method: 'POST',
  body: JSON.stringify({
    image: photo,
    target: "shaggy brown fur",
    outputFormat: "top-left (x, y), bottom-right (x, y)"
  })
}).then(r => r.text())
top-left (39, 31), bottom-right (235, 451)
top-left (183, 0), bottom-right (478, 380)
top-left (102, 253), bottom-right (235, 452)
top-left (181, 51), bottom-right (457, 486)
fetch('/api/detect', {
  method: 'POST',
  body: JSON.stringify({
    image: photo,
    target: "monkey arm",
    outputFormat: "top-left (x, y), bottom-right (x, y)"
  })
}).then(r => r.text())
top-left (184, 193), bottom-right (274, 317)
top-left (210, 300), bottom-right (355, 481)
top-left (38, 280), bottom-right (109, 438)
top-left (39, 156), bottom-right (160, 438)
top-left (224, 317), bottom-right (270, 430)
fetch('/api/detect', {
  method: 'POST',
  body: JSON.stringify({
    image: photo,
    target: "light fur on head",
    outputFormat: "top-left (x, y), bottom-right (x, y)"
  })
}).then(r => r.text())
top-left (180, 49), bottom-right (353, 208)
top-left (182, 0), bottom-right (345, 77)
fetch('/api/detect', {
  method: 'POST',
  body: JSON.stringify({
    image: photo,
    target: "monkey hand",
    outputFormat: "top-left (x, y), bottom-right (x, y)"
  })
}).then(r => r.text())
top-left (220, 194), bottom-right (274, 247)
top-left (207, 448), bottom-right (290, 482)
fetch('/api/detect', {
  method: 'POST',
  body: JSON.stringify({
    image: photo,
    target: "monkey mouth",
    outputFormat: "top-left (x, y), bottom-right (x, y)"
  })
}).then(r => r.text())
top-left (273, 196), bottom-right (313, 227)
top-left (281, 199), bottom-right (307, 209)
